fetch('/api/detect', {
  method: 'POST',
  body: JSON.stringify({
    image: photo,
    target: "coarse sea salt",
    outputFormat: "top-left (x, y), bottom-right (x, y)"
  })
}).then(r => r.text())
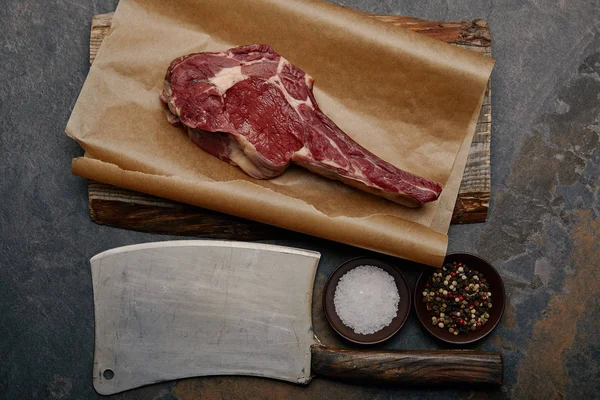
top-left (333, 265), bottom-right (400, 335)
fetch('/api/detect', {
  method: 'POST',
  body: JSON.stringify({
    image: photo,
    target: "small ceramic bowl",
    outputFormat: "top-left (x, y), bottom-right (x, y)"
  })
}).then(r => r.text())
top-left (414, 253), bottom-right (506, 345)
top-left (323, 257), bottom-right (411, 345)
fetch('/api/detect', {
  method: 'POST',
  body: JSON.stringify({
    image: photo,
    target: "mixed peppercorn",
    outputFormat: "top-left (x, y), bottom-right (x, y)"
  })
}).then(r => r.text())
top-left (422, 261), bottom-right (492, 336)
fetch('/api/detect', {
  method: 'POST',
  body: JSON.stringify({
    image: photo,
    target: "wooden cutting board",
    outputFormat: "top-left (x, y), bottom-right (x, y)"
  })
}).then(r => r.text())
top-left (86, 12), bottom-right (492, 240)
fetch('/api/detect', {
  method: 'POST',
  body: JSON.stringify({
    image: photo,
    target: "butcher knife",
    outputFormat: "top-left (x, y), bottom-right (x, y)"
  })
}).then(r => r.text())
top-left (90, 241), bottom-right (503, 395)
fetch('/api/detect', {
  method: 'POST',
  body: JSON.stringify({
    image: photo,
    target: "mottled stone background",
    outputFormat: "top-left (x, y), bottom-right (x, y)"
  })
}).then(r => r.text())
top-left (1, 0), bottom-right (598, 399)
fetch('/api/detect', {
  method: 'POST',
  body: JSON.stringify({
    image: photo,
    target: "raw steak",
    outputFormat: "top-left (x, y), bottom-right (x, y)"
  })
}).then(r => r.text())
top-left (160, 44), bottom-right (442, 207)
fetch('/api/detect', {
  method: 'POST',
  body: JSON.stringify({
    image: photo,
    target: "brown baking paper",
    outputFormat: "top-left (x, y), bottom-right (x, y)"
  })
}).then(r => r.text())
top-left (66, 0), bottom-right (494, 267)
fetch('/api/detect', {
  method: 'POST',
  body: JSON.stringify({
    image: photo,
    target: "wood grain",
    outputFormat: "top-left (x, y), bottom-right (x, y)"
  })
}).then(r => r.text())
top-left (89, 12), bottom-right (112, 65)
top-left (88, 182), bottom-right (289, 241)
top-left (311, 346), bottom-right (503, 386)
top-left (86, 12), bottom-right (492, 239)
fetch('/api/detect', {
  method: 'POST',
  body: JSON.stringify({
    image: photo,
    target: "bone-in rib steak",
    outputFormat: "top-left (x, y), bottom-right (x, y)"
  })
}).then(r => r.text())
top-left (161, 44), bottom-right (442, 207)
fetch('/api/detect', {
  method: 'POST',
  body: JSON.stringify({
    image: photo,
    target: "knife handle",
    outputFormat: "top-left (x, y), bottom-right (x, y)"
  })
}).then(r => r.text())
top-left (310, 346), bottom-right (503, 386)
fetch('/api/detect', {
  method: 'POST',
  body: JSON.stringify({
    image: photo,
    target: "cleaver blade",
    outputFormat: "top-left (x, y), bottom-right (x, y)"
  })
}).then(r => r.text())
top-left (91, 241), bottom-right (502, 395)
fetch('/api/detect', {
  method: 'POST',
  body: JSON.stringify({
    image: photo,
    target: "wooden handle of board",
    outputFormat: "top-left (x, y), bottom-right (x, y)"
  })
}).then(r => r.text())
top-left (311, 347), bottom-right (503, 386)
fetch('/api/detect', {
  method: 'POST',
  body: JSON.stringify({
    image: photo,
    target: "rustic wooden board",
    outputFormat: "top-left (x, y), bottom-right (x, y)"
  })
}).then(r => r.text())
top-left (86, 12), bottom-right (492, 239)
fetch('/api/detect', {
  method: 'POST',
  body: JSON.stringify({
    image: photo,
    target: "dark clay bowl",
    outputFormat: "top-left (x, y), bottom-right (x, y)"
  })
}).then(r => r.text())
top-left (414, 253), bottom-right (506, 345)
top-left (323, 257), bottom-right (411, 345)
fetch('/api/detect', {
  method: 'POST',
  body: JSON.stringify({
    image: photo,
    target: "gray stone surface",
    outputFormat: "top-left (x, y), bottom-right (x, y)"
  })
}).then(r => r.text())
top-left (1, 0), bottom-right (599, 399)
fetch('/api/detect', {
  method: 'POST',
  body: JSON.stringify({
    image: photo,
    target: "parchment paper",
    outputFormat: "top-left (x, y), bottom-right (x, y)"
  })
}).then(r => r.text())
top-left (66, 0), bottom-right (494, 267)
